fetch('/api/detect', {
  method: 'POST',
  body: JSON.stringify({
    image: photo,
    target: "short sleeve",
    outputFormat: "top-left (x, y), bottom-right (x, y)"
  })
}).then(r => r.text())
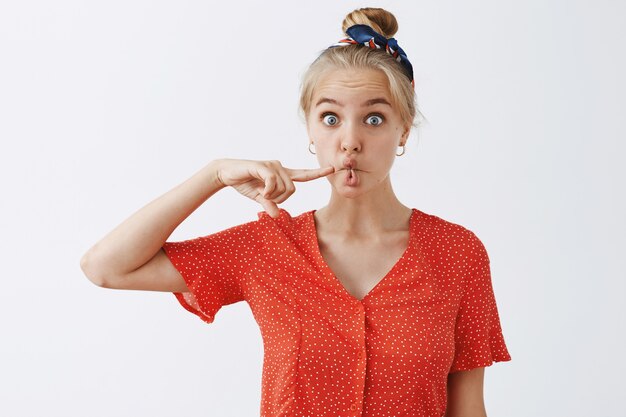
top-left (162, 219), bottom-right (261, 324)
top-left (449, 233), bottom-right (512, 373)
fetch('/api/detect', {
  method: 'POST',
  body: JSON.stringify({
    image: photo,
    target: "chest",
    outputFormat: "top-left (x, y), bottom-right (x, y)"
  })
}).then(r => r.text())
top-left (316, 231), bottom-right (410, 301)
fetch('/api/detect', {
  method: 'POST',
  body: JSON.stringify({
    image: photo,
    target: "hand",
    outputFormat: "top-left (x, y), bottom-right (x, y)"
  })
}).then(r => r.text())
top-left (214, 158), bottom-right (335, 218)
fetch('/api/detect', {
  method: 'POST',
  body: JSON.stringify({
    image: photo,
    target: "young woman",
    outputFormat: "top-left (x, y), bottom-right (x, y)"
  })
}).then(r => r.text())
top-left (81, 7), bottom-right (511, 417)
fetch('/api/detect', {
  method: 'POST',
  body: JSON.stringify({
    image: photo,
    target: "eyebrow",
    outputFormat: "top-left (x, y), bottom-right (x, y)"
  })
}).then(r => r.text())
top-left (315, 97), bottom-right (392, 107)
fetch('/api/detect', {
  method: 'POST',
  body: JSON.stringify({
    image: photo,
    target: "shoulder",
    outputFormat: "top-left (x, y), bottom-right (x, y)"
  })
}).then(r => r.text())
top-left (256, 207), bottom-right (304, 223)
top-left (255, 207), bottom-right (311, 240)
top-left (191, 214), bottom-right (265, 250)
top-left (256, 207), bottom-right (309, 228)
top-left (413, 208), bottom-right (487, 265)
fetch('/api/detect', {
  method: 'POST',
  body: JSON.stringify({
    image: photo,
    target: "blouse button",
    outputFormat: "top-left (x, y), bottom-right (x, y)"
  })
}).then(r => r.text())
top-left (357, 351), bottom-right (363, 359)
top-left (350, 403), bottom-right (358, 411)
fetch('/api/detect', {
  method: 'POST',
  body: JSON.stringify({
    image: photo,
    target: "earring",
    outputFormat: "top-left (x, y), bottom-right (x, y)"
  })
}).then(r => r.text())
top-left (308, 142), bottom-right (316, 154)
top-left (396, 143), bottom-right (406, 156)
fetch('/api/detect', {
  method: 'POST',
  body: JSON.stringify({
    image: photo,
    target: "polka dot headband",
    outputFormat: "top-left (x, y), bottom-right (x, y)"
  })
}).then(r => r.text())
top-left (328, 24), bottom-right (415, 88)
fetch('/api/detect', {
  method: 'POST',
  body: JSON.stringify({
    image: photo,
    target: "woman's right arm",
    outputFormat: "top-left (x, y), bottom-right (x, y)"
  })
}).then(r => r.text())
top-left (80, 159), bottom-right (226, 292)
top-left (79, 158), bottom-right (335, 292)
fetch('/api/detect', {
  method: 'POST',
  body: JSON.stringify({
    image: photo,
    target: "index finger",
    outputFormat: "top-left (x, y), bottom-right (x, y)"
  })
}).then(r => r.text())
top-left (286, 166), bottom-right (336, 182)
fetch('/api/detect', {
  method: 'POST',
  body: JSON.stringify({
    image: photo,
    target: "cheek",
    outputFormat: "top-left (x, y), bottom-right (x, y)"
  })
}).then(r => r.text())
top-left (307, 121), bottom-right (326, 139)
top-left (308, 124), bottom-right (322, 136)
top-left (369, 142), bottom-right (400, 170)
top-left (370, 137), bottom-right (397, 155)
top-left (308, 127), bottom-right (338, 150)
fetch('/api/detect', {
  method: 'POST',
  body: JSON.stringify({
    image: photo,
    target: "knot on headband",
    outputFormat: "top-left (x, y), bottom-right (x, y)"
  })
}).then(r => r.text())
top-left (328, 24), bottom-right (415, 88)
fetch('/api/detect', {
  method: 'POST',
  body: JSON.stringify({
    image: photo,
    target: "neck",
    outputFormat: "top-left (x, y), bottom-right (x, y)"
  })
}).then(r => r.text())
top-left (315, 176), bottom-right (412, 236)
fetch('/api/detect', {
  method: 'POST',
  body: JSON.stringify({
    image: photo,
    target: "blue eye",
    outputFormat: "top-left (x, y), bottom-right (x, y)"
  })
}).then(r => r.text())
top-left (366, 115), bottom-right (384, 126)
top-left (322, 113), bottom-right (338, 126)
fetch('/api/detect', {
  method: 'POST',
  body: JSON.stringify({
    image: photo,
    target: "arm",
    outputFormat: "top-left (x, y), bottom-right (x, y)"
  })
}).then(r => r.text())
top-left (444, 367), bottom-right (487, 417)
top-left (80, 158), bottom-right (334, 292)
top-left (80, 159), bottom-right (226, 291)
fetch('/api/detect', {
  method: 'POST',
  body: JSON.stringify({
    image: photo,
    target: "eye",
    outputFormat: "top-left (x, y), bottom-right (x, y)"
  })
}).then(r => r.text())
top-left (366, 114), bottom-right (384, 126)
top-left (321, 113), bottom-right (338, 126)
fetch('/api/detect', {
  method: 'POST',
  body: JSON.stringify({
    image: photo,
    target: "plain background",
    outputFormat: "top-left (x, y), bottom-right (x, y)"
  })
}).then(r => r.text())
top-left (1, 0), bottom-right (624, 416)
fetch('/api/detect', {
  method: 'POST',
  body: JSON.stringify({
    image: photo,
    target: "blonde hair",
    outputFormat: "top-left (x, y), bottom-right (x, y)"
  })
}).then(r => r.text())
top-left (299, 7), bottom-right (425, 130)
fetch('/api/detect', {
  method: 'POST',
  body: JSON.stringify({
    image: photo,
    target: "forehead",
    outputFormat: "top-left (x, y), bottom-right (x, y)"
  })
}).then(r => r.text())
top-left (313, 68), bottom-right (391, 102)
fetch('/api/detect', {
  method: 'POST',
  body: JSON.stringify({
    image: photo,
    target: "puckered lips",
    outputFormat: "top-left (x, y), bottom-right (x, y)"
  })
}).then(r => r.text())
top-left (338, 157), bottom-right (362, 186)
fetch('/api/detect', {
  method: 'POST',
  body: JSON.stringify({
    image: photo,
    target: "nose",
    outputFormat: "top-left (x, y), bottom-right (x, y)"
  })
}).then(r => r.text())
top-left (341, 123), bottom-right (361, 153)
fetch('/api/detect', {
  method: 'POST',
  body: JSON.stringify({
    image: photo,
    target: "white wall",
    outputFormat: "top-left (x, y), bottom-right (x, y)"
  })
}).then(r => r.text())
top-left (1, 0), bottom-right (624, 415)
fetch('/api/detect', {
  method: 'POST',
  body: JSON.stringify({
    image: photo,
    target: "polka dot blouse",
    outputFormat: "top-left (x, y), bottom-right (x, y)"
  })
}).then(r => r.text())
top-left (161, 207), bottom-right (512, 416)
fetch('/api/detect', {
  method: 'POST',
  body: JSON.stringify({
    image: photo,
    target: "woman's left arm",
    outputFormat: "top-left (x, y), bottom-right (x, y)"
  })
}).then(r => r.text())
top-left (444, 367), bottom-right (487, 417)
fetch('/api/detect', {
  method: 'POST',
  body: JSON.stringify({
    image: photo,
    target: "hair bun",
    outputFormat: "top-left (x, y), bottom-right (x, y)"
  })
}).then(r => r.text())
top-left (341, 7), bottom-right (399, 38)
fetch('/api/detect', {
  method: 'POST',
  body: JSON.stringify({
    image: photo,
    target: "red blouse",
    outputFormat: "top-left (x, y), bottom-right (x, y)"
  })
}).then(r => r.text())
top-left (162, 207), bottom-right (512, 416)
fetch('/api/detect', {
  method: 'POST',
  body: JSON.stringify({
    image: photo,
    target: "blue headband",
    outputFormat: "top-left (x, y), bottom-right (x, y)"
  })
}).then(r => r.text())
top-left (328, 24), bottom-right (415, 88)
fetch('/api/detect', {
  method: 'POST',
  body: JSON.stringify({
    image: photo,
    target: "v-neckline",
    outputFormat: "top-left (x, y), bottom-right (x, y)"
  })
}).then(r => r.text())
top-left (308, 208), bottom-right (418, 303)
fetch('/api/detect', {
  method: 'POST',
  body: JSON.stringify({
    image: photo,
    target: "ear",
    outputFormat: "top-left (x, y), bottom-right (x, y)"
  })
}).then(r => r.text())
top-left (401, 124), bottom-right (411, 143)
